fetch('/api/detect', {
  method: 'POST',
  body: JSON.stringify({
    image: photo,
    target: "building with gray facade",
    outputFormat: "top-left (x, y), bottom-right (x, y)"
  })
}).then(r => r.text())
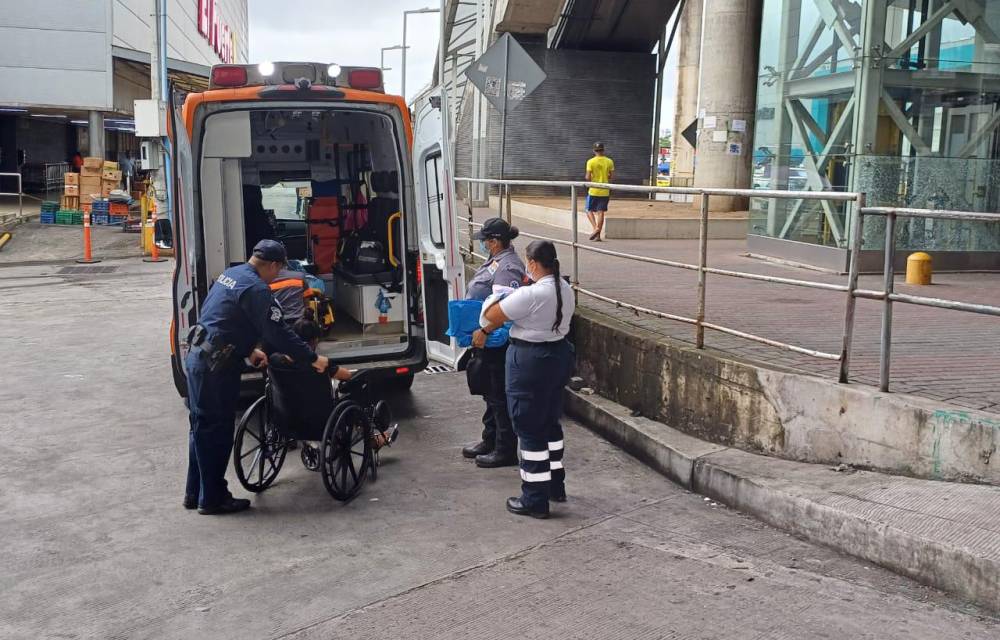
top-left (439, 0), bottom-right (674, 198)
top-left (0, 0), bottom-right (247, 189)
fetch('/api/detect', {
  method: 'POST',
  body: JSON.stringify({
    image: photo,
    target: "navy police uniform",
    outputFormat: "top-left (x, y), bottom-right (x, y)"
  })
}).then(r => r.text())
top-left (466, 247), bottom-right (526, 301)
top-left (462, 218), bottom-right (526, 466)
top-left (185, 241), bottom-right (316, 512)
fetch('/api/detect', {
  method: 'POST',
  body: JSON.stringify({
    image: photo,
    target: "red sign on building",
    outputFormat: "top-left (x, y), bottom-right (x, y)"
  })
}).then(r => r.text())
top-left (198, 0), bottom-right (236, 64)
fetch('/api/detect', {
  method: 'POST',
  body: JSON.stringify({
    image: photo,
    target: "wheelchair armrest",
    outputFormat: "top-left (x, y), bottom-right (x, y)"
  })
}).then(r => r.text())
top-left (336, 369), bottom-right (371, 396)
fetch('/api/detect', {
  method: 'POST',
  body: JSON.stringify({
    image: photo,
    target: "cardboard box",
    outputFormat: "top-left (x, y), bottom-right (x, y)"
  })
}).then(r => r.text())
top-left (64, 172), bottom-right (79, 186)
top-left (103, 161), bottom-right (119, 171)
top-left (80, 166), bottom-right (103, 178)
top-left (64, 185), bottom-right (79, 196)
top-left (83, 156), bottom-right (103, 170)
top-left (80, 177), bottom-right (102, 199)
top-left (102, 169), bottom-right (122, 182)
top-left (101, 183), bottom-right (113, 197)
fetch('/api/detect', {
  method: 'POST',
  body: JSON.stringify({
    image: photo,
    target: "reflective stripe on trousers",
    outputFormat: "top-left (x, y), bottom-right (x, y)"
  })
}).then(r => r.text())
top-left (506, 339), bottom-right (575, 511)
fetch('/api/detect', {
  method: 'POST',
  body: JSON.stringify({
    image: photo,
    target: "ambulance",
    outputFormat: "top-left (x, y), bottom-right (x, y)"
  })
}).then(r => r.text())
top-left (167, 62), bottom-right (465, 396)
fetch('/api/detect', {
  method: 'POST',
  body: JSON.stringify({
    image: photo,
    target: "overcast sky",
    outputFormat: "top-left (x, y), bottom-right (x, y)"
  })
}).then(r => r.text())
top-left (248, 1), bottom-right (677, 135)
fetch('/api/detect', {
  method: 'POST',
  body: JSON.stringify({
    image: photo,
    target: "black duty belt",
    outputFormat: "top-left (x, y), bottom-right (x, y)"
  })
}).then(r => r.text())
top-left (188, 324), bottom-right (240, 373)
top-left (510, 337), bottom-right (567, 347)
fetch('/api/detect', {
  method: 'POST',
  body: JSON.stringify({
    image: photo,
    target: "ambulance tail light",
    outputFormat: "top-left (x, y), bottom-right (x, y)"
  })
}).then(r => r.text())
top-left (348, 68), bottom-right (383, 91)
top-left (211, 65), bottom-right (248, 87)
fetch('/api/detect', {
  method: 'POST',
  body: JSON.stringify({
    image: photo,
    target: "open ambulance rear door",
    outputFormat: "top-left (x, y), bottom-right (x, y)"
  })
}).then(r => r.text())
top-left (412, 89), bottom-right (465, 367)
top-left (168, 92), bottom-right (199, 397)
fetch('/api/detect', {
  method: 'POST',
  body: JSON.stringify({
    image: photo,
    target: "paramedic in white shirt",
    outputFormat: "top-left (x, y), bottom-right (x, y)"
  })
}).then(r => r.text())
top-left (480, 240), bottom-right (576, 519)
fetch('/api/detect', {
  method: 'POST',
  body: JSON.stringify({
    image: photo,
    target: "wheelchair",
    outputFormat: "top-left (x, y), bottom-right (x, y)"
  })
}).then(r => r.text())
top-left (231, 363), bottom-right (395, 501)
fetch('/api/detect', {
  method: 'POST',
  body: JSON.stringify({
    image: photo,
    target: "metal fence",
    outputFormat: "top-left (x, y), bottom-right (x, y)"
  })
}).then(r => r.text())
top-left (44, 162), bottom-right (69, 191)
top-left (0, 172), bottom-right (24, 224)
top-left (456, 177), bottom-right (1000, 394)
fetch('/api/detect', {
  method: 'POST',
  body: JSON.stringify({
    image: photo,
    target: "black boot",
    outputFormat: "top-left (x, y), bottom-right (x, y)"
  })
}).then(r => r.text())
top-left (462, 440), bottom-right (493, 459)
top-left (506, 496), bottom-right (549, 519)
top-left (198, 497), bottom-right (251, 515)
top-left (475, 450), bottom-right (519, 468)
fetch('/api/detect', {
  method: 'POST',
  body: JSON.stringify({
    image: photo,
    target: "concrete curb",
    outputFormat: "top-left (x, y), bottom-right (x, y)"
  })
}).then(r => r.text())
top-left (565, 389), bottom-right (1000, 613)
top-left (0, 212), bottom-right (38, 232)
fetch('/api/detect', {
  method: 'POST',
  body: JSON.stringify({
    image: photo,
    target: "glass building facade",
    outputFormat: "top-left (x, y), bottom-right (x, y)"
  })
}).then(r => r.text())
top-left (750, 0), bottom-right (1000, 264)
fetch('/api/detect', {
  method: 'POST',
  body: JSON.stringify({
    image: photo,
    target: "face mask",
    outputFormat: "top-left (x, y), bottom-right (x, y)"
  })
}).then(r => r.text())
top-left (479, 240), bottom-right (488, 254)
top-left (526, 261), bottom-right (536, 282)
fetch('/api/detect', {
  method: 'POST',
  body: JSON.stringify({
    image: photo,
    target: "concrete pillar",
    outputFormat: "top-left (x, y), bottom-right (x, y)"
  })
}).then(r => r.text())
top-left (671, 0), bottom-right (702, 186)
top-left (88, 111), bottom-right (105, 159)
top-left (692, 0), bottom-right (761, 211)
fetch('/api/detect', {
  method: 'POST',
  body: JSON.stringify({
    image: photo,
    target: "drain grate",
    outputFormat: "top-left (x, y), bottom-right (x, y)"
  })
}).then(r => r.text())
top-left (422, 364), bottom-right (455, 375)
top-left (57, 266), bottom-right (120, 275)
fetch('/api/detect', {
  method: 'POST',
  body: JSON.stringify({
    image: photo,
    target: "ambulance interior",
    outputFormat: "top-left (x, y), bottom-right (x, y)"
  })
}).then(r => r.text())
top-left (199, 108), bottom-right (411, 359)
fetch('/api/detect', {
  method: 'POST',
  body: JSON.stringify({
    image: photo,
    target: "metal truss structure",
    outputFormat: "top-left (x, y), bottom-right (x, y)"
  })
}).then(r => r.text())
top-left (760, 0), bottom-right (1000, 249)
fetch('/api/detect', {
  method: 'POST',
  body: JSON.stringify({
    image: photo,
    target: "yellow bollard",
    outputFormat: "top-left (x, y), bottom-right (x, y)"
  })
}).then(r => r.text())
top-left (906, 252), bottom-right (932, 285)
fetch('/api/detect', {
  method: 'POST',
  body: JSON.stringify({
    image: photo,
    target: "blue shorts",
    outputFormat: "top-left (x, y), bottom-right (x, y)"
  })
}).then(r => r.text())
top-left (586, 195), bottom-right (610, 212)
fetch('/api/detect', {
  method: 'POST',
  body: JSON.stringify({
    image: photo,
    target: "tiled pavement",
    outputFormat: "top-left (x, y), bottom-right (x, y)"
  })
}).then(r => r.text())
top-left (468, 206), bottom-right (1000, 414)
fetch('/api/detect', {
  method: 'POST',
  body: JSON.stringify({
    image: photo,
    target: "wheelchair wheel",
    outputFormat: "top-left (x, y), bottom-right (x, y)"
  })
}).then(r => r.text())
top-left (320, 403), bottom-right (373, 501)
top-left (233, 395), bottom-right (287, 493)
top-left (300, 443), bottom-right (321, 472)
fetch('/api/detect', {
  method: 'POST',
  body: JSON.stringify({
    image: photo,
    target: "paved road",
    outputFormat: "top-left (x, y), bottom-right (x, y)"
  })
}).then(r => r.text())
top-left (0, 259), bottom-right (995, 638)
top-left (468, 205), bottom-right (1000, 413)
top-left (0, 221), bottom-right (141, 265)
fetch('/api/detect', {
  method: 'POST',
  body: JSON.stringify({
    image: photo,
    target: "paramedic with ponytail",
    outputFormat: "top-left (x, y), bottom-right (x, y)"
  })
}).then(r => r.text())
top-left (481, 240), bottom-right (576, 518)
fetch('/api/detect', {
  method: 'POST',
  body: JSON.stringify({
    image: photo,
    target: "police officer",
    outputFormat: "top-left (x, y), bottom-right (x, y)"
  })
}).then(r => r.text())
top-left (462, 217), bottom-right (526, 468)
top-left (184, 239), bottom-right (329, 515)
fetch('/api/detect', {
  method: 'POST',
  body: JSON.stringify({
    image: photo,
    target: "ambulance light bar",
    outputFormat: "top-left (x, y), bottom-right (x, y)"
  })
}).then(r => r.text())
top-left (210, 62), bottom-right (384, 93)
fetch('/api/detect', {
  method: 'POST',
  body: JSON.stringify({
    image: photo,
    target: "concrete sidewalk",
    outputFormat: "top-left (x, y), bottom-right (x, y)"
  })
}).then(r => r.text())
top-left (492, 195), bottom-right (749, 239)
top-left (567, 389), bottom-right (1000, 612)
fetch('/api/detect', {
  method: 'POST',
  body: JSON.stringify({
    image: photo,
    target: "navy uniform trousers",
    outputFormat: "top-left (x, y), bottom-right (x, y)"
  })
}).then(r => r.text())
top-left (184, 350), bottom-right (242, 508)
top-left (480, 344), bottom-right (517, 456)
top-left (506, 338), bottom-right (575, 511)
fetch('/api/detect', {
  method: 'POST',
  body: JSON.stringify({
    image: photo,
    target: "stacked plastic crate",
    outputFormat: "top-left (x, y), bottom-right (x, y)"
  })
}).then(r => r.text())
top-left (39, 201), bottom-right (58, 224)
top-left (109, 202), bottom-right (128, 225)
top-left (91, 200), bottom-right (111, 226)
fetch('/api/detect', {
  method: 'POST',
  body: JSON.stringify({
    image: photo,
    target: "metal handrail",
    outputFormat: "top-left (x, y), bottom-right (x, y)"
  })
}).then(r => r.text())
top-left (0, 172), bottom-right (24, 224)
top-left (459, 176), bottom-right (853, 366)
top-left (457, 176), bottom-right (1000, 396)
top-left (850, 204), bottom-right (1000, 391)
top-left (862, 206), bottom-right (1000, 223)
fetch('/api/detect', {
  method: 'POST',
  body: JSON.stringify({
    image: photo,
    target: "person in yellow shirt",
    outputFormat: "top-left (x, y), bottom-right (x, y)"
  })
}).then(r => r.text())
top-left (584, 142), bottom-right (615, 241)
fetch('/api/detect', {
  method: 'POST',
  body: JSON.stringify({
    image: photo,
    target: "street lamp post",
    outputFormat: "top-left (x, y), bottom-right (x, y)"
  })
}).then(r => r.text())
top-left (380, 45), bottom-right (408, 88)
top-left (402, 7), bottom-right (440, 102)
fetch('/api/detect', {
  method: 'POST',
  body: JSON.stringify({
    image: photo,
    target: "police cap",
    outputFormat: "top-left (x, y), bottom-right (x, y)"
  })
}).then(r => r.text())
top-left (252, 239), bottom-right (288, 263)
top-left (474, 217), bottom-right (519, 241)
